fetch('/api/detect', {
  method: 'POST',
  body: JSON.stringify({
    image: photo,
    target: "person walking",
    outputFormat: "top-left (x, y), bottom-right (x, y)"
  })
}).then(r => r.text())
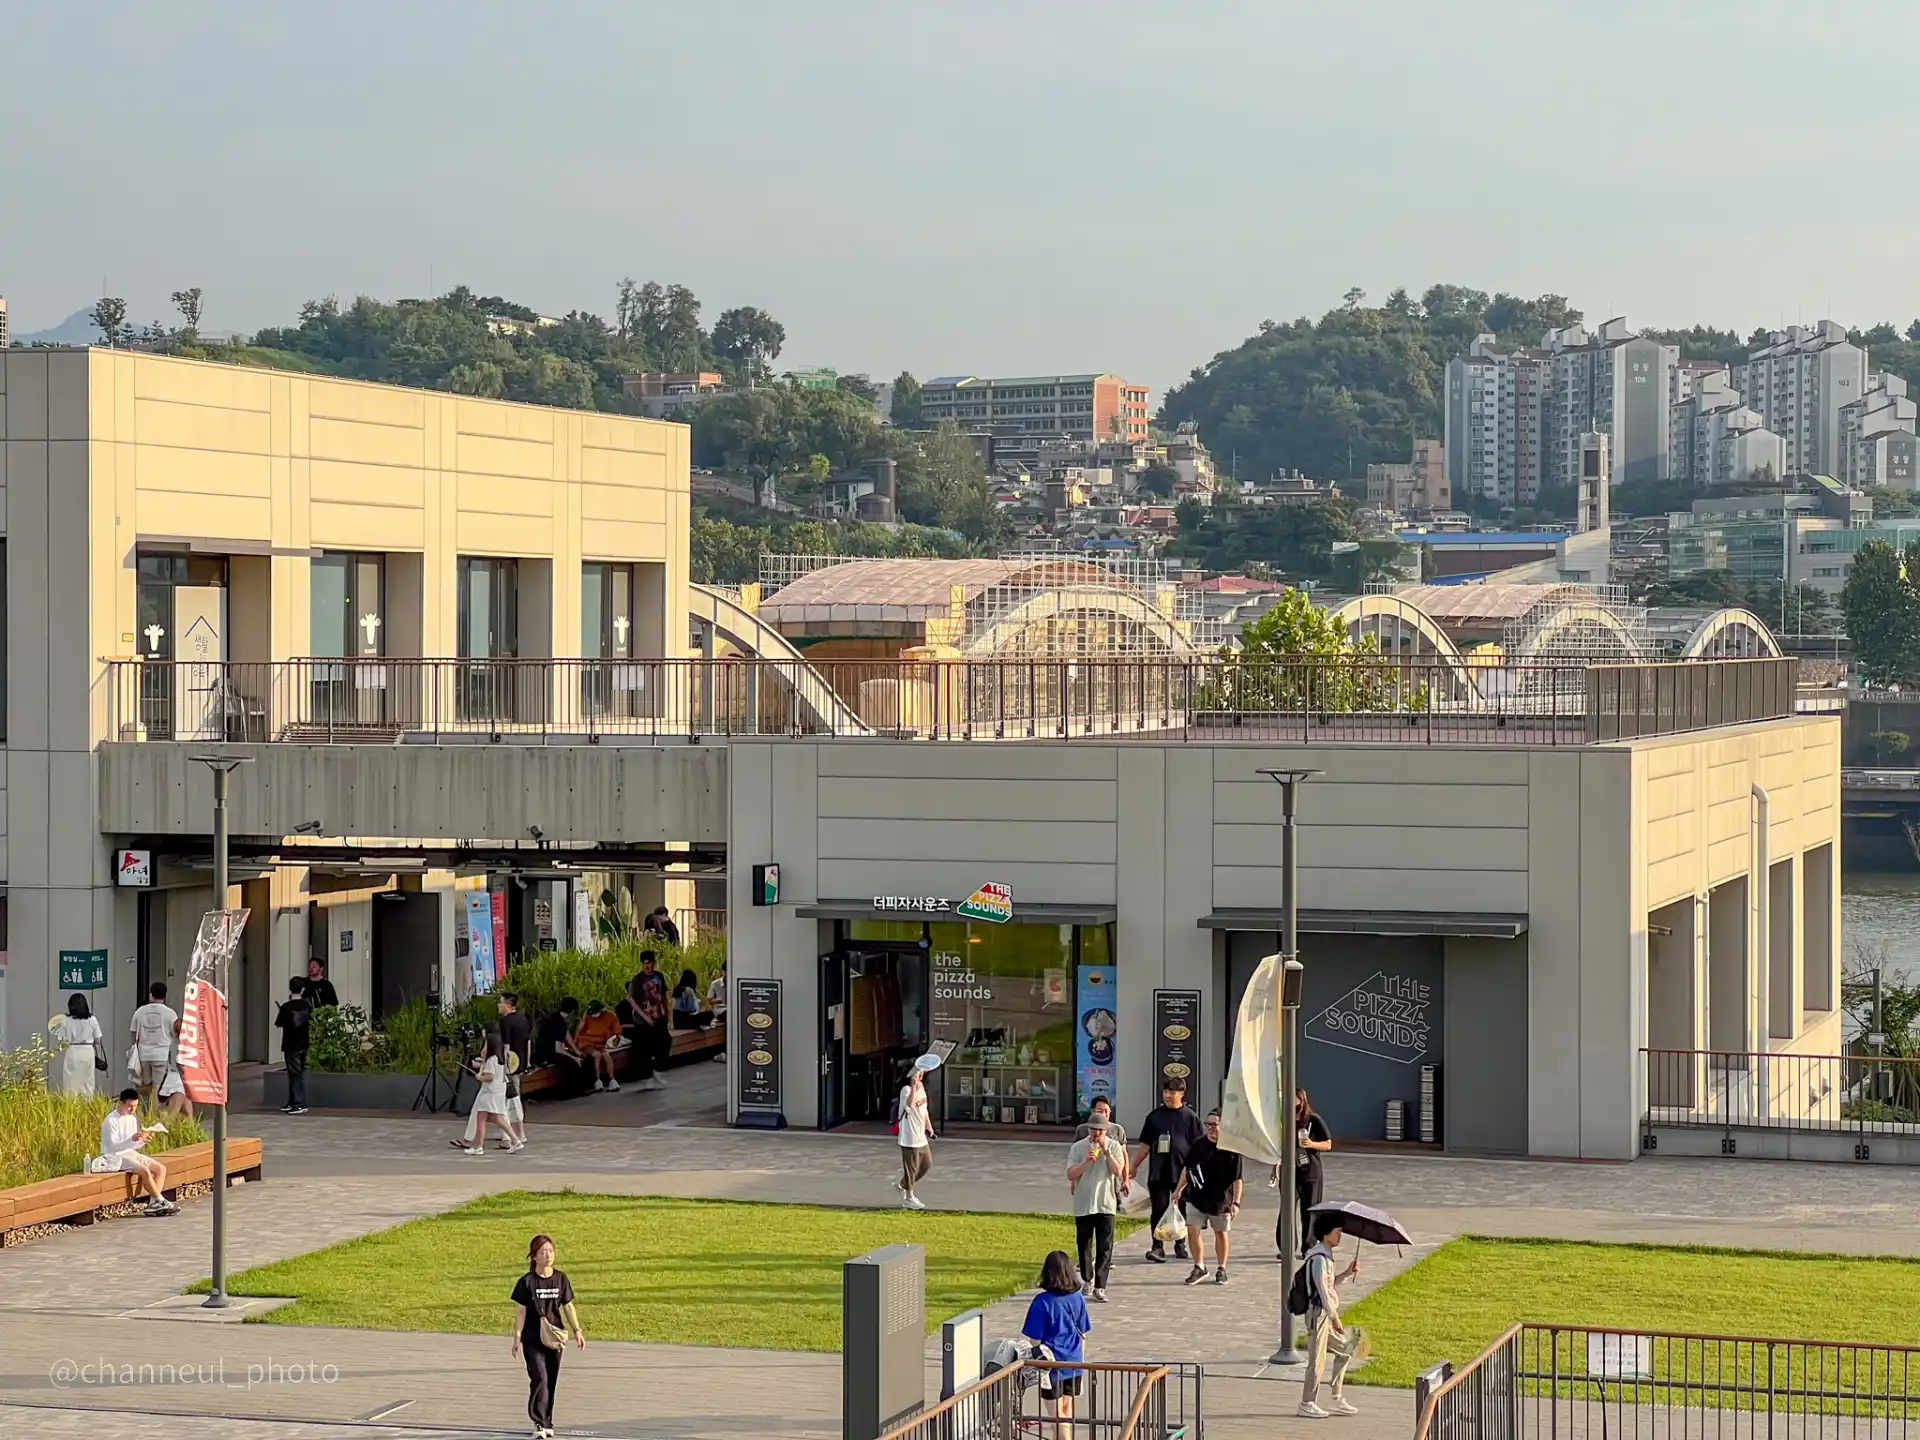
top-left (895, 1066), bottom-right (933, 1209)
top-left (1173, 1109), bottom-right (1243, 1286)
top-left (1275, 1088), bottom-right (1333, 1258)
top-left (1022, 1250), bottom-right (1091, 1440)
top-left (1131, 1076), bottom-right (1203, 1265)
top-left (627, 952), bottom-right (671, 1091)
top-left (274, 976), bottom-right (313, 1114)
top-left (1297, 1214), bottom-right (1363, 1419)
top-left (460, 1032), bottom-right (519, 1155)
top-left (511, 1232), bottom-right (585, 1440)
top-left (1065, 1110), bottom-right (1125, 1302)
top-left (53, 993), bottom-right (104, 1096)
top-left (128, 982), bottom-right (179, 1112)
top-left (100, 1088), bottom-right (176, 1213)
top-left (497, 992), bottom-right (532, 1147)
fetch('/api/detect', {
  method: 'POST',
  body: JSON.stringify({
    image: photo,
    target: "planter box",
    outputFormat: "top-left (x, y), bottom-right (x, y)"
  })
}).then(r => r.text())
top-left (262, 1068), bottom-right (457, 1111)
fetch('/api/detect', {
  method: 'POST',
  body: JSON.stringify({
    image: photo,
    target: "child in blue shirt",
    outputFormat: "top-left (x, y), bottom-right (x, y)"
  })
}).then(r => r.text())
top-left (1023, 1249), bottom-right (1091, 1429)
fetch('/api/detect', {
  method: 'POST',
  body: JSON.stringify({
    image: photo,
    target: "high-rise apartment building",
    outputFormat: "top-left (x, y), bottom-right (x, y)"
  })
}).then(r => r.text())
top-left (1735, 321), bottom-right (1866, 478)
top-left (0, 295), bottom-right (9, 350)
top-left (1840, 373), bottom-right (1920, 491)
top-left (917, 373), bottom-right (1149, 442)
top-left (1540, 319), bottom-right (1674, 490)
top-left (1669, 370), bottom-right (1785, 489)
top-left (1444, 336), bottom-right (1544, 505)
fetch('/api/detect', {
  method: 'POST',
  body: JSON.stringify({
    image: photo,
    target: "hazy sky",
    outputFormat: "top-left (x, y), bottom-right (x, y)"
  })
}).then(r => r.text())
top-left (5, 1), bottom-right (1918, 397)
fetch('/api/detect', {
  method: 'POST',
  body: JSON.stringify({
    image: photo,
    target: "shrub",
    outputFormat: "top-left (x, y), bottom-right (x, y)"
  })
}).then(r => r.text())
top-left (0, 1034), bottom-right (208, 1189)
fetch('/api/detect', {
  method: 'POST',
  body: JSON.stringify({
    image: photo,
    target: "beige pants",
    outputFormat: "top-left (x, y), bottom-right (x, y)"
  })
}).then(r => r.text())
top-left (1301, 1307), bottom-right (1357, 1407)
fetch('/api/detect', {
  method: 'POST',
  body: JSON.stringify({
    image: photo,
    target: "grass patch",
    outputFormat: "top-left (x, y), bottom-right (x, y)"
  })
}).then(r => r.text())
top-left (1, 1036), bottom-right (208, 1187)
top-left (1347, 1237), bottom-right (1920, 1388)
top-left (209, 1192), bottom-right (1141, 1351)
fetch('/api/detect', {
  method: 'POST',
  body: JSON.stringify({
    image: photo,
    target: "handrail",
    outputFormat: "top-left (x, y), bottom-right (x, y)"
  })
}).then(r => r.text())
top-left (870, 1362), bottom-right (1012, 1440)
top-left (1116, 1362), bottom-right (1172, 1440)
top-left (1414, 1323), bottom-right (1522, 1440)
top-left (870, 1360), bottom-right (1173, 1440)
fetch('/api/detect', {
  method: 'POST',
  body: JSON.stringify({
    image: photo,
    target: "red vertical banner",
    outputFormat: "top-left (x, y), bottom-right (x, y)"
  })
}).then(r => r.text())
top-left (178, 977), bottom-right (230, 1105)
top-left (490, 890), bottom-right (508, 979)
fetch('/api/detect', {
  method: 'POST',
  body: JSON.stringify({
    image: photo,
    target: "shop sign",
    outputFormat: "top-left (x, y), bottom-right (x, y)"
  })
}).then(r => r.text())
top-left (1152, 989), bottom-right (1202, 1091)
top-left (1303, 969), bottom-right (1433, 1065)
top-left (59, 949), bottom-right (109, 990)
top-left (752, 864), bottom-right (780, 906)
top-left (734, 979), bottom-right (786, 1129)
top-left (955, 882), bottom-right (1013, 925)
top-left (465, 892), bottom-right (496, 996)
top-left (1074, 964), bottom-right (1117, 1114)
top-left (872, 895), bottom-right (951, 913)
top-left (114, 849), bottom-right (152, 887)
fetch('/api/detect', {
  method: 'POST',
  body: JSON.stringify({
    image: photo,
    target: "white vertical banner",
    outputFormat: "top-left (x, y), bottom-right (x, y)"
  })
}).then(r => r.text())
top-left (573, 887), bottom-right (597, 954)
top-left (1217, 951), bottom-right (1286, 1166)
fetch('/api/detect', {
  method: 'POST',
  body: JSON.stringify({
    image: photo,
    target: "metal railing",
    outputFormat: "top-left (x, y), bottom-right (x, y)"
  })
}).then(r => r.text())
top-left (98, 655), bottom-right (1799, 746)
top-left (1644, 1047), bottom-right (1920, 1145)
top-left (1420, 1324), bottom-right (1920, 1440)
top-left (672, 907), bottom-right (728, 943)
top-left (874, 1361), bottom-right (1185, 1440)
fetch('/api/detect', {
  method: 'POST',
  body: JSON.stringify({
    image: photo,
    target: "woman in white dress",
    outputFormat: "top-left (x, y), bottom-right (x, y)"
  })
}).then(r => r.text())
top-left (52, 993), bottom-right (103, 1096)
top-left (457, 1031), bottom-right (520, 1156)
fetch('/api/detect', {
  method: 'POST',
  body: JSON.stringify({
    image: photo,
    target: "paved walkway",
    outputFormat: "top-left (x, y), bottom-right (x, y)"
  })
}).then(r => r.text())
top-left (14, 1096), bottom-right (1920, 1438)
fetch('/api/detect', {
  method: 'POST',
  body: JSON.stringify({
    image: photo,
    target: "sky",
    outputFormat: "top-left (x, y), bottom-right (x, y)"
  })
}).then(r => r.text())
top-left (4, 1), bottom-right (1919, 398)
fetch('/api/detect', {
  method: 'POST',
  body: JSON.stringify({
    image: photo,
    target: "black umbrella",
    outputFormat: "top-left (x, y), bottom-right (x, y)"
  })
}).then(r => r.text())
top-left (1307, 1199), bottom-right (1411, 1249)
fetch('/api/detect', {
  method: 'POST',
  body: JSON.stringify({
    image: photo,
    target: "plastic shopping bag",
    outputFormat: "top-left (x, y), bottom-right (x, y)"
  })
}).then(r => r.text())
top-left (1153, 1205), bottom-right (1182, 1244)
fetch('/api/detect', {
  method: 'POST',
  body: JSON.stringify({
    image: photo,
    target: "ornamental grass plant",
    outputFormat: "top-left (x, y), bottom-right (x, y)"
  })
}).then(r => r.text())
top-left (0, 1033), bottom-right (207, 1189)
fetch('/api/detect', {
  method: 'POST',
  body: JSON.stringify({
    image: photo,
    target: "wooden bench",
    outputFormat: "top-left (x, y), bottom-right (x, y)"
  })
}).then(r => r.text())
top-left (668, 1015), bottom-right (727, 1060)
top-left (0, 1138), bottom-right (263, 1242)
top-left (516, 1014), bottom-right (727, 1099)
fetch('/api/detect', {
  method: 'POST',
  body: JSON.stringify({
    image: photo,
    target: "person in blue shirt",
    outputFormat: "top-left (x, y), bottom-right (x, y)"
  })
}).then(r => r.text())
top-left (1022, 1250), bottom-right (1091, 1437)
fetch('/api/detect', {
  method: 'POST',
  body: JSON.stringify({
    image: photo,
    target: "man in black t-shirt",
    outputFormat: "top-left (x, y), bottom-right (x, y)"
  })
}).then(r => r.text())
top-left (274, 977), bottom-right (313, 1114)
top-left (498, 992), bottom-right (534, 1073)
top-left (304, 958), bottom-right (340, 1009)
top-left (532, 998), bottom-right (588, 1096)
top-left (1174, 1109), bottom-right (1244, 1285)
top-left (1131, 1076), bottom-right (1205, 1263)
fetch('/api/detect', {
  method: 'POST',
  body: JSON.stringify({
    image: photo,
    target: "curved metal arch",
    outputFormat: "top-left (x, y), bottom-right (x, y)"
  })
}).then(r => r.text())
top-left (687, 584), bottom-right (871, 734)
top-left (1326, 594), bottom-right (1478, 696)
top-left (1679, 607), bottom-right (1783, 660)
top-left (1510, 600), bottom-right (1646, 664)
top-left (960, 586), bottom-right (1200, 658)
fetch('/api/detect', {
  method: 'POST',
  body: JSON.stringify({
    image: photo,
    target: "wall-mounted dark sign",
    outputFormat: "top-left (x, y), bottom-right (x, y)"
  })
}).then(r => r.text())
top-left (734, 979), bottom-right (787, 1129)
top-left (1152, 989), bottom-right (1202, 1092)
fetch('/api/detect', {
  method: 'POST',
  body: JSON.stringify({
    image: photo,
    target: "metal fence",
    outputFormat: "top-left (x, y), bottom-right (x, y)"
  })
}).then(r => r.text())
top-left (1644, 1047), bottom-right (1920, 1148)
top-left (98, 655), bottom-right (1799, 746)
top-left (1419, 1324), bottom-right (1920, 1440)
top-left (874, 1361), bottom-right (1189, 1440)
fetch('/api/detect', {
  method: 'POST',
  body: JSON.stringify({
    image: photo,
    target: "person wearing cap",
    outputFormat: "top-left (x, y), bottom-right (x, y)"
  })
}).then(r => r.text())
top-left (1132, 1075), bottom-right (1203, 1264)
top-left (1065, 1109), bottom-right (1127, 1302)
top-left (894, 1064), bottom-right (934, 1209)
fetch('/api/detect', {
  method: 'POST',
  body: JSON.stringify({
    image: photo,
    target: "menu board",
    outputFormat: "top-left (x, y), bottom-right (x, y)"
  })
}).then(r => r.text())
top-left (734, 979), bottom-right (786, 1129)
top-left (1152, 989), bottom-right (1202, 1096)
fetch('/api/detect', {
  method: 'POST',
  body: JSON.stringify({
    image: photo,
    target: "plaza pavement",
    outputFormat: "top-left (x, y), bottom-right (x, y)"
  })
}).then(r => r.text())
top-left (9, 1067), bottom-right (1920, 1439)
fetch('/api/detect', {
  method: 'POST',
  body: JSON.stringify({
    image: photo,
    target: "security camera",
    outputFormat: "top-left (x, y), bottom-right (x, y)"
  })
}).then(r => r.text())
top-left (526, 824), bottom-right (544, 841)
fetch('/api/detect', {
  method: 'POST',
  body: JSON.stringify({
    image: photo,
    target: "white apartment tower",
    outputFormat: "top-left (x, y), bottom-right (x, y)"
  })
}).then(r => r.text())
top-left (1669, 370), bottom-right (1786, 489)
top-left (0, 296), bottom-right (9, 350)
top-left (1444, 336), bottom-right (1543, 505)
top-left (1840, 373), bottom-right (1920, 491)
top-left (1735, 321), bottom-right (1866, 477)
top-left (1541, 319), bottom-right (1674, 490)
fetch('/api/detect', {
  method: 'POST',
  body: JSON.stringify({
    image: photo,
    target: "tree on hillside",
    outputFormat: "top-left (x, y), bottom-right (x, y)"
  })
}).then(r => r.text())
top-left (90, 296), bottom-right (129, 347)
top-left (170, 287), bottom-right (205, 339)
top-left (836, 373), bottom-right (878, 403)
top-left (1842, 540), bottom-right (1920, 684)
top-left (890, 371), bottom-right (923, 427)
top-left (712, 306), bottom-right (786, 383)
top-left (892, 422), bottom-right (1004, 542)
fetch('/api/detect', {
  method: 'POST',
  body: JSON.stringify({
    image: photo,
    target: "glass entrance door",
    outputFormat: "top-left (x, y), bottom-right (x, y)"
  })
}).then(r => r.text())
top-left (818, 944), bottom-right (927, 1131)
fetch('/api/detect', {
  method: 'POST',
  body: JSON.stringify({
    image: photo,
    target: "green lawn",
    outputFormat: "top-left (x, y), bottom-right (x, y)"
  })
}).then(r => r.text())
top-left (1347, 1237), bottom-right (1920, 1388)
top-left (208, 1192), bottom-right (1139, 1351)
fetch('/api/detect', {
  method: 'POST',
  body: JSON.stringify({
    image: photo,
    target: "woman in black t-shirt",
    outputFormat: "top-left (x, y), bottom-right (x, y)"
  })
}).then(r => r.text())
top-left (510, 1233), bottom-right (585, 1438)
top-left (1274, 1087), bottom-right (1333, 1256)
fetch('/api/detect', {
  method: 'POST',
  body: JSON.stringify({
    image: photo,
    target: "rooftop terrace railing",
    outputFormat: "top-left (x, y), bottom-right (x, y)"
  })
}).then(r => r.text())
top-left (98, 655), bottom-right (1799, 747)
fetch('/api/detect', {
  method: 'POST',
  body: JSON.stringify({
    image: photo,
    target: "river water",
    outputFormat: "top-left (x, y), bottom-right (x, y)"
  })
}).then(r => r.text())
top-left (1844, 872), bottom-right (1920, 979)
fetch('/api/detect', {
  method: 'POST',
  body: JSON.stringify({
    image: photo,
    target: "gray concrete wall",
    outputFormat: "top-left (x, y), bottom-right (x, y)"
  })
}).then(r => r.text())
top-left (1442, 935), bottom-right (1530, 1154)
top-left (96, 741), bottom-right (729, 845)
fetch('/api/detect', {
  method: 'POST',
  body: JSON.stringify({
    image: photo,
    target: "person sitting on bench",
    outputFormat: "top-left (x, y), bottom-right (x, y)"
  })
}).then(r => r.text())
top-left (672, 969), bottom-right (715, 1030)
top-left (531, 997), bottom-right (588, 1095)
top-left (573, 1000), bottom-right (623, 1093)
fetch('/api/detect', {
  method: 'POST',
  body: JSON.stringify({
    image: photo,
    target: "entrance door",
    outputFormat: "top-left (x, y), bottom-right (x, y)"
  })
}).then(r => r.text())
top-left (819, 953), bottom-right (847, 1130)
top-left (818, 945), bottom-right (926, 1131)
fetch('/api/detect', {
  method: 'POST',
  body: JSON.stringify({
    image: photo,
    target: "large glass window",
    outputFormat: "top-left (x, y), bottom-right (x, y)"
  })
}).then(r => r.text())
top-left (311, 552), bottom-right (385, 658)
top-left (458, 557), bottom-right (519, 658)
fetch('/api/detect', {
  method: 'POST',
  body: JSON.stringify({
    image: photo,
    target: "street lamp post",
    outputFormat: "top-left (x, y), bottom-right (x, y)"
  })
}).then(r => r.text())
top-left (191, 753), bottom-right (252, 1309)
top-left (1260, 767), bottom-right (1317, 1367)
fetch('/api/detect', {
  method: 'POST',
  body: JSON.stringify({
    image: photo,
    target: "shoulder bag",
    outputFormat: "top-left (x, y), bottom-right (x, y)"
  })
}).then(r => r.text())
top-left (537, 1314), bottom-right (569, 1350)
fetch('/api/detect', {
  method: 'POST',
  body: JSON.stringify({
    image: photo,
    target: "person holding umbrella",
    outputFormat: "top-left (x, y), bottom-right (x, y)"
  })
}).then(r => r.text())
top-left (1296, 1199), bottom-right (1412, 1420)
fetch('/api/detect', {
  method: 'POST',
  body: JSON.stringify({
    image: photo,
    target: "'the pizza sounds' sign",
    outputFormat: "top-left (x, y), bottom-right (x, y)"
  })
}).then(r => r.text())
top-left (955, 882), bottom-right (1013, 925)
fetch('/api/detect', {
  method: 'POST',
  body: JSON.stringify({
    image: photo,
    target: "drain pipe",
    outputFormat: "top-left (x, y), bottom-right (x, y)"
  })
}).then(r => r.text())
top-left (1752, 782), bottom-right (1771, 1119)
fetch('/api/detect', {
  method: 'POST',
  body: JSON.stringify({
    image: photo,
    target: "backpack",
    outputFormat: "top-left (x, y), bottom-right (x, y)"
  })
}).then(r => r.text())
top-left (1287, 1247), bottom-right (1326, 1316)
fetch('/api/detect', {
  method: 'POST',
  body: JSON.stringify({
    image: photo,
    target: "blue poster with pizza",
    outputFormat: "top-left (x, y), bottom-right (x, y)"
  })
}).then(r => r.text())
top-left (1074, 964), bottom-right (1117, 1115)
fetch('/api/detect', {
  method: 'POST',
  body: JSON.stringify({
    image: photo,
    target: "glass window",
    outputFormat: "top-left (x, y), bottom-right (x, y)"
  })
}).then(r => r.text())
top-left (458, 558), bottom-right (519, 658)
top-left (310, 555), bottom-right (350, 657)
top-left (582, 562), bottom-right (635, 659)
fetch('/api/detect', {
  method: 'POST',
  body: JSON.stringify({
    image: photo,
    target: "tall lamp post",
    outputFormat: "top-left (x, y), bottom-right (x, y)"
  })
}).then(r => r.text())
top-left (190, 752), bottom-right (252, 1309)
top-left (1260, 767), bottom-right (1317, 1367)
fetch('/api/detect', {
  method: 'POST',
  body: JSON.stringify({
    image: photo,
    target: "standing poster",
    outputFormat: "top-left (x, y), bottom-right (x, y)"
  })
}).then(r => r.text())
top-left (466, 891), bottom-right (496, 995)
top-left (734, 979), bottom-right (786, 1129)
top-left (178, 976), bottom-right (230, 1105)
top-left (489, 891), bottom-right (508, 980)
top-left (1152, 989), bottom-right (1202, 1094)
top-left (1074, 965), bottom-right (1117, 1116)
top-left (573, 888), bottom-right (597, 954)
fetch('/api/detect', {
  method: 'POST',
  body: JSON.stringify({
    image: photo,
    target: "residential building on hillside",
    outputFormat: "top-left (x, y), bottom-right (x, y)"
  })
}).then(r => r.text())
top-left (0, 296), bottom-right (8, 349)
top-left (1541, 319), bottom-right (1674, 490)
top-left (623, 371), bottom-right (729, 418)
top-left (1444, 336), bottom-right (1545, 505)
top-left (918, 373), bottom-right (1150, 442)
top-left (1840, 373), bottom-right (1920, 491)
top-left (1669, 370), bottom-right (1786, 489)
top-left (1367, 437), bottom-right (1450, 513)
top-left (1670, 358), bottom-right (1729, 406)
top-left (1735, 322), bottom-right (1867, 478)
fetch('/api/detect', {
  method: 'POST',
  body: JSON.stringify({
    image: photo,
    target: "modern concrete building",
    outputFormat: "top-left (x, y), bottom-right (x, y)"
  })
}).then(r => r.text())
top-left (1669, 371), bottom-right (1786, 489)
top-left (1445, 337), bottom-right (1545, 505)
top-left (1367, 438), bottom-right (1449, 513)
top-left (726, 704), bottom-right (1839, 1161)
top-left (918, 374), bottom-right (1150, 442)
top-left (1542, 320), bottom-right (1675, 490)
top-left (1577, 432), bottom-right (1610, 534)
top-left (0, 296), bottom-right (9, 351)
top-left (1840, 373), bottom-right (1920, 491)
top-left (0, 346), bottom-right (693, 1054)
top-left (622, 371), bottom-right (729, 419)
top-left (1736, 323), bottom-right (1867, 479)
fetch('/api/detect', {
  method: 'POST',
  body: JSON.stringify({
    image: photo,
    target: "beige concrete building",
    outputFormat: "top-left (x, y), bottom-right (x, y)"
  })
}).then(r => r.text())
top-left (727, 713), bottom-right (1840, 1161)
top-left (0, 347), bottom-right (691, 1053)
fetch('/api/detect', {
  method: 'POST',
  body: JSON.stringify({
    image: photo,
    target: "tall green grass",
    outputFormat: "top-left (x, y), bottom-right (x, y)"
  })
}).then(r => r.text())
top-left (0, 1035), bottom-right (208, 1189)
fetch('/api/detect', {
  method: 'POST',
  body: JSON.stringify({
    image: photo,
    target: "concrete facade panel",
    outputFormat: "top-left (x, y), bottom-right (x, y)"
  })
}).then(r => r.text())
top-left (1213, 780), bottom-right (1530, 828)
top-left (1209, 746), bottom-right (1529, 786)
top-left (814, 744), bottom-right (1117, 781)
top-left (1212, 863), bottom-right (1529, 913)
top-left (1579, 750), bottom-right (1637, 1159)
top-left (1212, 823), bottom-right (1529, 872)
top-left (817, 818), bottom-right (1116, 865)
top-left (816, 776), bottom-right (1117, 822)
top-left (817, 858), bottom-right (1116, 905)
top-left (1526, 751), bottom-right (1583, 1156)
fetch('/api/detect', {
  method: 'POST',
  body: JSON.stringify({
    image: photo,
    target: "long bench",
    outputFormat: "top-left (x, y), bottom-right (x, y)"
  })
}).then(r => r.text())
top-left (518, 1014), bottom-right (726, 1099)
top-left (0, 1138), bottom-right (264, 1243)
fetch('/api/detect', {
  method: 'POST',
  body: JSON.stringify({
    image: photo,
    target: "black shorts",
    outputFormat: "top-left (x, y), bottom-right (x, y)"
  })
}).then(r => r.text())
top-left (1040, 1374), bottom-right (1083, 1399)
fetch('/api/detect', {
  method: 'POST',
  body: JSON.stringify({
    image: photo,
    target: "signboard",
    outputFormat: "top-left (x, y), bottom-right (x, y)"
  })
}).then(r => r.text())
top-left (1074, 964), bottom-right (1117, 1115)
top-left (872, 895), bottom-right (950, 914)
top-left (954, 882), bottom-right (1013, 925)
top-left (58, 949), bottom-right (109, 990)
top-left (490, 892), bottom-right (508, 980)
top-left (178, 976), bottom-right (230, 1105)
top-left (573, 887), bottom-right (596, 954)
top-left (1152, 989), bottom-right (1201, 1093)
top-left (752, 863), bottom-right (780, 906)
top-left (1587, 1333), bottom-right (1651, 1380)
top-left (1303, 969), bottom-right (1434, 1066)
top-left (114, 849), bottom-right (152, 888)
top-left (466, 891), bottom-right (496, 995)
top-left (339, 929), bottom-right (354, 954)
top-left (734, 979), bottom-right (786, 1129)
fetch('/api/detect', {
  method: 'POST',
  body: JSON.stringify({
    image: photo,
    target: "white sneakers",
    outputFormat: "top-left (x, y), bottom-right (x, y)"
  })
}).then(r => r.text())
top-left (1298, 1398), bottom-right (1359, 1419)
top-left (902, 1194), bottom-right (926, 1209)
top-left (1328, 1398), bottom-right (1360, 1415)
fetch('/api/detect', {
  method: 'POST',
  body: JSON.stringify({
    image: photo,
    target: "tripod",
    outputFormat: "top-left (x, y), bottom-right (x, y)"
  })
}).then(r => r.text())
top-left (413, 1035), bottom-right (464, 1113)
